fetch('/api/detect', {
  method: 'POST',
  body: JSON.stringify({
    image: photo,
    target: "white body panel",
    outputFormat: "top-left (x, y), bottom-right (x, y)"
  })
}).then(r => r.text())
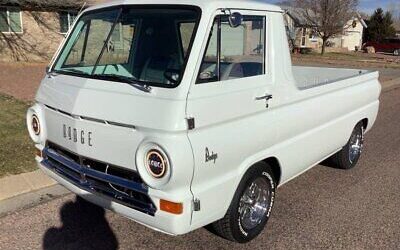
top-left (28, 0), bottom-right (381, 235)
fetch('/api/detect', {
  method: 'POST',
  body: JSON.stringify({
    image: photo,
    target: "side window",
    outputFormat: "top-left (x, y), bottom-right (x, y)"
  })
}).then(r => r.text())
top-left (178, 22), bottom-right (196, 57)
top-left (198, 19), bottom-right (219, 82)
top-left (198, 15), bottom-right (265, 83)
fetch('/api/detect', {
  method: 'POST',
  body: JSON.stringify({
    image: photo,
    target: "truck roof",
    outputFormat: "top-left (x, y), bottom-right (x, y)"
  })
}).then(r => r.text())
top-left (85, 0), bottom-right (283, 13)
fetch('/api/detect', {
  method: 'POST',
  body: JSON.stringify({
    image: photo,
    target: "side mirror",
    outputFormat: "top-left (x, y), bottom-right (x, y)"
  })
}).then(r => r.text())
top-left (45, 66), bottom-right (50, 74)
top-left (228, 12), bottom-right (243, 28)
top-left (199, 71), bottom-right (217, 82)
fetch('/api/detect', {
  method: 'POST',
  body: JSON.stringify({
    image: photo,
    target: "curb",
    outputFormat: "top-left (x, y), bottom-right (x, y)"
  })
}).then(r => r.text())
top-left (0, 169), bottom-right (57, 201)
top-left (0, 184), bottom-right (69, 218)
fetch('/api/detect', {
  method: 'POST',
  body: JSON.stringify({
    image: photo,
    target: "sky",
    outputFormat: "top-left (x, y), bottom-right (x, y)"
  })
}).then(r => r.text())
top-left (268, 0), bottom-right (400, 14)
top-left (358, 0), bottom-right (398, 14)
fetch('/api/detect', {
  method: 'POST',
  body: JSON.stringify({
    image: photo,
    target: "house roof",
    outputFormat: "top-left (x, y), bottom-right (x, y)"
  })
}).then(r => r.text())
top-left (279, 5), bottom-right (311, 26)
top-left (0, 0), bottom-right (102, 10)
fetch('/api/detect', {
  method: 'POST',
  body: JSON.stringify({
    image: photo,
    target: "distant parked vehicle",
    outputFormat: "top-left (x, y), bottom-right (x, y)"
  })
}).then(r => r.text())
top-left (363, 39), bottom-right (400, 56)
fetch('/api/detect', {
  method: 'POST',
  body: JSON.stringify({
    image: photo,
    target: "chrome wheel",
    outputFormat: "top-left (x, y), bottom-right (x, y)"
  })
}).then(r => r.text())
top-left (348, 127), bottom-right (364, 163)
top-left (395, 50), bottom-right (400, 56)
top-left (238, 177), bottom-right (271, 230)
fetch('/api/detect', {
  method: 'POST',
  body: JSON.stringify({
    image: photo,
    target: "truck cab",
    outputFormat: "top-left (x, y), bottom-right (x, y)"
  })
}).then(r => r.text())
top-left (27, 0), bottom-right (381, 243)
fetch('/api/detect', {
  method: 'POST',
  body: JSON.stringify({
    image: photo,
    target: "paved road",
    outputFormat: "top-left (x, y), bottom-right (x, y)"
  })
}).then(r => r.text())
top-left (1, 88), bottom-right (399, 250)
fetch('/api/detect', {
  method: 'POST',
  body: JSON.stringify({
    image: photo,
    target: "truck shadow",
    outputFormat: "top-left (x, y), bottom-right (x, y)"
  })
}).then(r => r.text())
top-left (320, 158), bottom-right (341, 169)
top-left (42, 196), bottom-right (118, 250)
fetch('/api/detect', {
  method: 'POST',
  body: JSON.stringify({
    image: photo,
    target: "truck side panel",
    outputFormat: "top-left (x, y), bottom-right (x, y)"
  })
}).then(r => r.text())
top-left (187, 10), bottom-right (381, 231)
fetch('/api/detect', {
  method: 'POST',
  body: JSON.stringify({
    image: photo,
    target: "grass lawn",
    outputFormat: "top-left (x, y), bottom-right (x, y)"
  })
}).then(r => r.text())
top-left (0, 94), bottom-right (36, 178)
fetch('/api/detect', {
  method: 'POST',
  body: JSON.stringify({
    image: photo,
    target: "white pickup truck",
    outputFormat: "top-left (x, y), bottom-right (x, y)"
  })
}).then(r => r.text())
top-left (27, 0), bottom-right (381, 243)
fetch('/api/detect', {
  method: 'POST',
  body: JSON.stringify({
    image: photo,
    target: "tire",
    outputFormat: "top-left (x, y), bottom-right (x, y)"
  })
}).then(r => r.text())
top-left (211, 162), bottom-right (276, 243)
top-left (394, 49), bottom-right (400, 56)
top-left (330, 122), bottom-right (365, 170)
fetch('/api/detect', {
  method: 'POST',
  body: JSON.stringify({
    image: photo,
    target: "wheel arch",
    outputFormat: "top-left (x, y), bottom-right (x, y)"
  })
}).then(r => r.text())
top-left (344, 118), bottom-right (369, 144)
top-left (241, 156), bottom-right (282, 186)
top-left (261, 157), bottom-right (282, 186)
top-left (360, 118), bottom-right (369, 130)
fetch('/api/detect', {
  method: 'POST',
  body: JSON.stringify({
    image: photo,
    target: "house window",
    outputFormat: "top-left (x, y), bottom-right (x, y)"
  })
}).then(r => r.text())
top-left (0, 7), bottom-right (22, 33)
top-left (309, 30), bottom-right (318, 42)
top-left (301, 28), bottom-right (307, 47)
top-left (59, 12), bottom-right (77, 33)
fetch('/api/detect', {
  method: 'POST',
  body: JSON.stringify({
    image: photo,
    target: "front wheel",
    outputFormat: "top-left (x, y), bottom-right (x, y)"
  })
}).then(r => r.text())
top-left (330, 122), bottom-right (365, 169)
top-left (211, 162), bottom-right (276, 243)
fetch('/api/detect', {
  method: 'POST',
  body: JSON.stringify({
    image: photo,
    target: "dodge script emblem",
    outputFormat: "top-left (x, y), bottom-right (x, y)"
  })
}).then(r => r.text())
top-left (205, 147), bottom-right (218, 164)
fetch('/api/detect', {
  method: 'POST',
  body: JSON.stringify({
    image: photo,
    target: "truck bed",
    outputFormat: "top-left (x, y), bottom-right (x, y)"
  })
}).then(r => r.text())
top-left (292, 66), bottom-right (371, 90)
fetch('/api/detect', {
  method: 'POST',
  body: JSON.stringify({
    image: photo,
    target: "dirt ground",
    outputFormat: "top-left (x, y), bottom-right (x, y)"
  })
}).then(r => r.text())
top-left (0, 63), bottom-right (46, 101)
top-left (0, 52), bottom-right (399, 101)
top-left (292, 53), bottom-right (400, 83)
top-left (292, 51), bottom-right (400, 70)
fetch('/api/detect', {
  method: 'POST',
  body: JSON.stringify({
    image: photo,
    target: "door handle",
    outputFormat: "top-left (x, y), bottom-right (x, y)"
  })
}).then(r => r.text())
top-left (255, 94), bottom-right (273, 101)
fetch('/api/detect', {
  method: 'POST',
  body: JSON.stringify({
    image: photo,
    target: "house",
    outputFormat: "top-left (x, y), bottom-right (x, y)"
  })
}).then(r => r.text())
top-left (281, 5), bottom-right (368, 52)
top-left (282, 6), bottom-right (319, 50)
top-left (0, 0), bottom-right (104, 62)
top-left (394, 22), bottom-right (400, 38)
top-left (328, 16), bottom-right (368, 51)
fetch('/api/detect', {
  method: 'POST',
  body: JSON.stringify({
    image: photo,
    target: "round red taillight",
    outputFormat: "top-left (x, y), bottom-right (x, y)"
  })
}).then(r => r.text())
top-left (32, 115), bottom-right (40, 135)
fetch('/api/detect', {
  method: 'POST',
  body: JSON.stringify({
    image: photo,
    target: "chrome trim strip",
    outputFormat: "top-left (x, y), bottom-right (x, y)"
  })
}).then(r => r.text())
top-left (106, 121), bottom-right (136, 129)
top-left (80, 116), bottom-right (107, 124)
top-left (44, 105), bottom-right (136, 130)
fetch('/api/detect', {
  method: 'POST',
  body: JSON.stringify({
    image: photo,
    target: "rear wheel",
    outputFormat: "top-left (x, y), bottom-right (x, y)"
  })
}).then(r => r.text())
top-left (394, 49), bottom-right (400, 56)
top-left (330, 122), bottom-right (365, 169)
top-left (212, 162), bottom-right (276, 243)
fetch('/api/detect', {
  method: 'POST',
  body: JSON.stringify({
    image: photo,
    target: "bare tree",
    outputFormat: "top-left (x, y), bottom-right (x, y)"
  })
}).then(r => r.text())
top-left (294, 0), bottom-right (359, 55)
top-left (1, 0), bottom-right (85, 11)
top-left (387, 1), bottom-right (400, 21)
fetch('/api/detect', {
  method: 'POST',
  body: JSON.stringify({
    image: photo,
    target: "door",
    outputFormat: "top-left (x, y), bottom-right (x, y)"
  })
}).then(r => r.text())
top-left (186, 10), bottom-right (277, 227)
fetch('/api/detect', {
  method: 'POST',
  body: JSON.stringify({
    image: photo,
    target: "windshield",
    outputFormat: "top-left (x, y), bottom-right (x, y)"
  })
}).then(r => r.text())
top-left (52, 6), bottom-right (200, 88)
